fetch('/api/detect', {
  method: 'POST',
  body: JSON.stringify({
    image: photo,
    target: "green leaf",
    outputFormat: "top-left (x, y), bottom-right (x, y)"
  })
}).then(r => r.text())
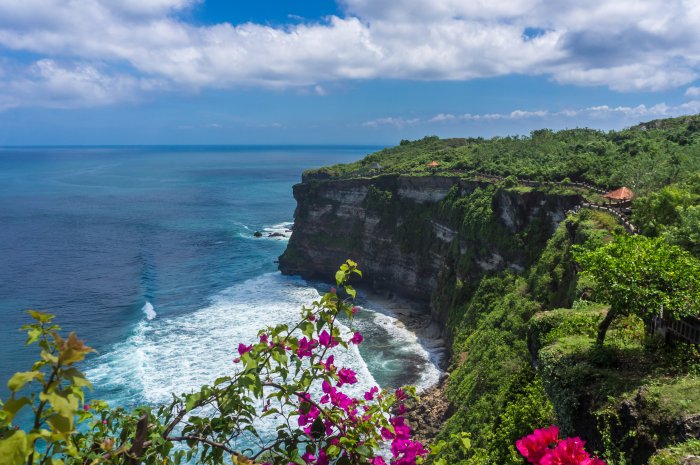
top-left (459, 432), bottom-right (471, 451)
top-left (62, 368), bottom-right (92, 390)
top-left (335, 270), bottom-right (345, 286)
top-left (1, 397), bottom-right (31, 424)
top-left (47, 413), bottom-right (73, 434)
top-left (344, 285), bottom-right (356, 299)
top-left (7, 371), bottom-right (42, 392)
top-left (28, 310), bottom-right (54, 323)
top-left (25, 328), bottom-right (42, 345)
top-left (0, 429), bottom-right (28, 465)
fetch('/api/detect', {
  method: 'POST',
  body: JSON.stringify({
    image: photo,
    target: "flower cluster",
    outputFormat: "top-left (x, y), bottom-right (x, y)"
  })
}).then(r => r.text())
top-left (229, 261), bottom-right (428, 465)
top-left (516, 426), bottom-right (605, 465)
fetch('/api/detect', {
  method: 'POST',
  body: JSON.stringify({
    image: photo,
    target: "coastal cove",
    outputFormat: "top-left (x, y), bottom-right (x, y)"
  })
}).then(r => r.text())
top-left (0, 146), bottom-right (443, 411)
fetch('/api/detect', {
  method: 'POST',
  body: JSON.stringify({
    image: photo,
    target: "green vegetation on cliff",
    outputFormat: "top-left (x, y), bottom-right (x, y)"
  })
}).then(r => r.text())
top-left (307, 114), bottom-right (700, 195)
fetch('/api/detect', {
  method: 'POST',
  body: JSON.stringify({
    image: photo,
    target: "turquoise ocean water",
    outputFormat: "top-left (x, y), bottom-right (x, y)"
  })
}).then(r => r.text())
top-left (0, 146), bottom-right (441, 411)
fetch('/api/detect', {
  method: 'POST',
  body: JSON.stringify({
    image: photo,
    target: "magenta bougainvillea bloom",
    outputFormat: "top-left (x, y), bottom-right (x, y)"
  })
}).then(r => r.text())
top-left (351, 306), bottom-right (361, 314)
top-left (322, 355), bottom-right (335, 371)
top-left (350, 331), bottom-right (364, 344)
top-left (517, 426), bottom-right (606, 465)
top-left (318, 330), bottom-right (339, 348)
top-left (237, 343), bottom-right (253, 356)
top-left (337, 367), bottom-right (358, 386)
top-left (364, 386), bottom-right (379, 401)
top-left (296, 337), bottom-right (317, 358)
top-left (517, 425), bottom-right (560, 464)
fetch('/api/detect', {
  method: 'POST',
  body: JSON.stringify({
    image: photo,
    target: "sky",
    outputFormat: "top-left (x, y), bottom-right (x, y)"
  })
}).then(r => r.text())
top-left (1, 0), bottom-right (700, 145)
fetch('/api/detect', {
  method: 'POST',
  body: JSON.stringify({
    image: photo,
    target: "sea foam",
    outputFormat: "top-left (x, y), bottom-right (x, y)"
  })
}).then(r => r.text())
top-left (142, 301), bottom-right (156, 320)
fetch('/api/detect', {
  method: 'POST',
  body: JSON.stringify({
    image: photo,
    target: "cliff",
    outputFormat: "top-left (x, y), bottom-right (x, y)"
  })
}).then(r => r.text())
top-left (279, 174), bottom-right (581, 324)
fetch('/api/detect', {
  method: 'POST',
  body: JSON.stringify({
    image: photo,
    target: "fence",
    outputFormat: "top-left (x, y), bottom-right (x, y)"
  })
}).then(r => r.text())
top-left (651, 315), bottom-right (700, 344)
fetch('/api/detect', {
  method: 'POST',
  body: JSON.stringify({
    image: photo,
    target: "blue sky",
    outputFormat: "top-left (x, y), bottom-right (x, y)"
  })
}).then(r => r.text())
top-left (1, 0), bottom-right (699, 145)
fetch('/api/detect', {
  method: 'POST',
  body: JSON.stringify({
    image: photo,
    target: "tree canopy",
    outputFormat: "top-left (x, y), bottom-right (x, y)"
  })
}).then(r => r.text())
top-left (574, 235), bottom-right (700, 344)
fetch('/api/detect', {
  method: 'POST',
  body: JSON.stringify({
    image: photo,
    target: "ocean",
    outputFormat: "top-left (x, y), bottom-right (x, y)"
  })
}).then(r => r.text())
top-left (0, 146), bottom-right (441, 411)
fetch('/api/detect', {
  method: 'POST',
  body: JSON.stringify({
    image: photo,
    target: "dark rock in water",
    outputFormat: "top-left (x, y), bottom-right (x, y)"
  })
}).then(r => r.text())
top-left (273, 260), bottom-right (279, 264)
top-left (268, 232), bottom-right (286, 238)
top-left (253, 231), bottom-right (263, 238)
top-left (285, 229), bottom-right (292, 233)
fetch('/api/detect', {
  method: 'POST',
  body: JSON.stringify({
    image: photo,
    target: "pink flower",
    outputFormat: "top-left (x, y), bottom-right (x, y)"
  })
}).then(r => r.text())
top-left (351, 306), bottom-right (360, 314)
top-left (540, 437), bottom-right (600, 465)
top-left (237, 343), bottom-right (253, 356)
top-left (516, 425), bottom-right (560, 465)
top-left (259, 333), bottom-right (268, 344)
top-left (301, 452), bottom-right (316, 464)
top-left (330, 287), bottom-right (337, 294)
top-left (364, 386), bottom-right (379, 401)
top-left (369, 457), bottom-right (386, 465)
top-left (322, 355), bottom-right (335, 372)
top-left (316, 451), bottom-right (329, 465)
top-left (308, 313), bottom-right (316, 322)
top-left (350, 331), bottom-right (363, 345)
top-left (233, 357), bottom-right (241, 363)
top-left (337, 367), bottom-right (358, 386)
top-left (296, 337), bottom-right (316, 358)
top-left (395, 388), bottom-right (406, 401)
top-left (319, 330), bottom-right (338, 348)
top-left (83, 404), bottom-right (91, 411)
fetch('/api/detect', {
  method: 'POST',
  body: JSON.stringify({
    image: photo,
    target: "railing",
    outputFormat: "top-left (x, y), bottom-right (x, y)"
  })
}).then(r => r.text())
top-left (567, 203), bottom-right (638, 234)
top-left (329, 169), bottom-right (610, 194)
top-left (651, 315), bottom-right (700, 344)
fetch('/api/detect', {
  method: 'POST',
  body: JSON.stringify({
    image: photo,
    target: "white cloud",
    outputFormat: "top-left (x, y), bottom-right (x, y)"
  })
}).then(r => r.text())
top-left (686, 86), bottom-right (700, 98)
top-left (0, 0), bottom-right (700, 108)
top-left (363, 117), bottom-right (420, 128)
top-left (0, 59), bottom-right (165, 110)
top-left (428, 100), bottom-right (699, 124)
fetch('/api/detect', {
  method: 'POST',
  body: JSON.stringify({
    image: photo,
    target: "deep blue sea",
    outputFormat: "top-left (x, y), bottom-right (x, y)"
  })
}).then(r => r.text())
top-left (0, 146), bottom-right (441, 411)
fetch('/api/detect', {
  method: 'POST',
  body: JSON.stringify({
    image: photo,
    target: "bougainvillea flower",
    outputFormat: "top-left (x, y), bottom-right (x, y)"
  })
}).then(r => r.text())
top-left (351, 306), bottom-right (361, 314)
top-left (237, 343), bottom-right (253, 356)
top-left (350, 331), bottom-right (363, 344)
top-left (296, 337), bottom-right (316, 358)
top-left (516, 425), bottom-right (560, 464)
top-left (319, 330), bottom-right (338, 348)
top-left (540, 437), bottom-right (594, 465)
top-left (337, 367), bottom-right (358, 386)
top-left (322, 355), bottom-right (335, 371)
top-left (364, 386), bottom-right (379, 401)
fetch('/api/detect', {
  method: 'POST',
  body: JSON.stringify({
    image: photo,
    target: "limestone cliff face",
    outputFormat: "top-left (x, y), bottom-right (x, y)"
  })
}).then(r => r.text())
top-left (279, 174), bottom-right (581, 321)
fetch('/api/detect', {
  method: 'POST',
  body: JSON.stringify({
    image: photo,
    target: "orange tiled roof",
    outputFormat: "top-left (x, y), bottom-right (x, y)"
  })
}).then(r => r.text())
top-left (603, 187), bottom-right (635, 201)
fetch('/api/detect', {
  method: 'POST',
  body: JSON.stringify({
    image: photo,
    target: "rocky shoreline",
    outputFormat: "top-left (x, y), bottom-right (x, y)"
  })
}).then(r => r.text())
top-left (356, 287), bottom-right (451, 442)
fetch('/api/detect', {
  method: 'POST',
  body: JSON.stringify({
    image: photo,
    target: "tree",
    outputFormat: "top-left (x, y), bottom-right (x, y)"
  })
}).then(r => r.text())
top-left (574, 235), bottom-right (700, 345)
top-left (0, 261), bottom-right (429, 465)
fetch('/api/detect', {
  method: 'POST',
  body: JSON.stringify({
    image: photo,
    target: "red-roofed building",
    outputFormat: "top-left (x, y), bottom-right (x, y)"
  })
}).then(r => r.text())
top-left (603, 187), bottom-right (635, 204)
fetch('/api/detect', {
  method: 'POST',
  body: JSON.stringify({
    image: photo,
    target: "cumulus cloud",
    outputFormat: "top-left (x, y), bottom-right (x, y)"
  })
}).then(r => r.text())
top-left (0, 0), bottom-right (700, 108)
top-left (427, 100), bottom-right (700, 125)
top-left (686, 86), bottom-right (700, 98)
top-left (362, 117), bottom-right (420, 128)
top-left (0, 59), bottom-right (165, 110)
